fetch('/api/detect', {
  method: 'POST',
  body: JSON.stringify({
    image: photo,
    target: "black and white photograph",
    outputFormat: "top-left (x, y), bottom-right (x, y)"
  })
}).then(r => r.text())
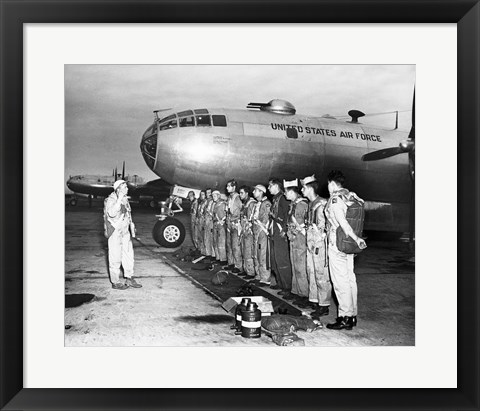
top-left (64, 64), bottom-right (415, 347)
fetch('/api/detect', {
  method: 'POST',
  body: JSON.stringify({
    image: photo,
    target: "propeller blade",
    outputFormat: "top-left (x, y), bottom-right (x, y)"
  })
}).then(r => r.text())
top-left (361, 147), bottom-right (404, 161)
top-left (409, 88), bottom-right (415, 141)
top-left (122, 161), bottom-right (125, 180)
top-left (114, 167), bottom-right (117, 181)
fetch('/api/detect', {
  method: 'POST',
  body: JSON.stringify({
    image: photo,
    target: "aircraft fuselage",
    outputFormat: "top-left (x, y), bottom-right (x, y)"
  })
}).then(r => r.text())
top-left (141, 107), bottom-right (412, 232)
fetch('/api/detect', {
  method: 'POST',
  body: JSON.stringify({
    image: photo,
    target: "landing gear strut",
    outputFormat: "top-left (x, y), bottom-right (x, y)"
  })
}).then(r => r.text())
top-left (151, 198), bottom-right (185, 248)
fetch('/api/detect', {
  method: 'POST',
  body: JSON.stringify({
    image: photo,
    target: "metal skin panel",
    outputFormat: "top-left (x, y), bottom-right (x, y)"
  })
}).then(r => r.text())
top-left (141, 107), bottom-right (412, 232)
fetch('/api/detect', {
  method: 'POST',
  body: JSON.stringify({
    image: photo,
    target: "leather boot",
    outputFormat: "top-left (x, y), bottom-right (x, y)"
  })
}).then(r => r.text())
top-left (326, 316), bottom-right (353, 330)
top-left (310, 305), bottom-right (329, 317)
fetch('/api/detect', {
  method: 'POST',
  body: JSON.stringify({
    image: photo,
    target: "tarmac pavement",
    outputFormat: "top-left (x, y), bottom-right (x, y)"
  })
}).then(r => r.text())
top-left (65, 199), bottom-right (415, 346)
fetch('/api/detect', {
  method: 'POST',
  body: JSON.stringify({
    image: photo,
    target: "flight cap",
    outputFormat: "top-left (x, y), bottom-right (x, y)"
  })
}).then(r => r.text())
top-left (283, 178), bottom-right (298, 189)
top-left (300, 174), bottom-right (316, 186)
top-left (212, 190), bottom-right (221, 196)
top-left (254, 184), bottom-right (267, 193)
top-left (113, 180), bottom-right (127, 191)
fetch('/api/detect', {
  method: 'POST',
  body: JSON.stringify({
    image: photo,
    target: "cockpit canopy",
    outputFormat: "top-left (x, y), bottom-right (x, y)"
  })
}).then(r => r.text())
top-left (155, 109), bottom-right (227, 131)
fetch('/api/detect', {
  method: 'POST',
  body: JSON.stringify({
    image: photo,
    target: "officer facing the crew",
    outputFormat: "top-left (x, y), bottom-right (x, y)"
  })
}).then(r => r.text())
top-left (301, 174), bottom-right (331, 318)
top-left (104, 180), bottom-right (142, 290)
top-left (324, 170), bottom-right (367, 330)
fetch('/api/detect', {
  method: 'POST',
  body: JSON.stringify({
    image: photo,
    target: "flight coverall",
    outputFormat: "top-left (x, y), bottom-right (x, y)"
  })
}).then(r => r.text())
top-left (213, 199), bottom-right (227, 262)
top-left (190, 198), bottom-right (198, 248)
top-left (286, 197), bottom-right (309, 298)
top-left (104, 192), bottom-right (135, 284)
top-left (306, 196), bottom-right (332, 306)
top-left (252, 197), bottom-right (272, 283)
top-left (196, 200), bottom-right (207, 255)
top-left (203, 198), bottom-right (216, 258)
top-left (324, 189), bottom-right (358, 317)
top-left (226, 192), bottom-right (243, 270)
top-left (269, 192), bottom-right (292, 292)
top-left (240, 197), bottom-right (256, 277)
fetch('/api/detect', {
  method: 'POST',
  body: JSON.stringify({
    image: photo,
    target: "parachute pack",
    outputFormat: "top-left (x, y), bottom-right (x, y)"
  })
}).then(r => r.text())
top-left (103, 197), bottom-right (115, 239)
top-left (336, 192), bottom-right (365, 254)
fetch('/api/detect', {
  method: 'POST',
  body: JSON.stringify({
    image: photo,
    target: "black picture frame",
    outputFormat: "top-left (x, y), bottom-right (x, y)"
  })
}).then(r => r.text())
top-left (1, 1), bottom-right (478, 410)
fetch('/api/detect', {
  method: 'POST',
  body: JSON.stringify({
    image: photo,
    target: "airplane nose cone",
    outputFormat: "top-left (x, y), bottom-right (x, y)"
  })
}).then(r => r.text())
top-left (140, 123), bottom-right (158, 171)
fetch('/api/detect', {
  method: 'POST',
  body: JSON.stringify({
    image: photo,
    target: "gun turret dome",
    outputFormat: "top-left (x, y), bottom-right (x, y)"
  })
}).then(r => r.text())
top-left (247, 99), bottom-right (296, 115)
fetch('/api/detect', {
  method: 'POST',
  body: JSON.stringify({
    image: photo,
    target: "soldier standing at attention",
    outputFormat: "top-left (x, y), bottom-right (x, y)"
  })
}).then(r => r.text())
top-left (239, 185), bottom-right (257, 280)
top-left (251, 185), bottom-right (272, 286)
top-left (284, 179), bottom-right (311, 308)
top-left (225, 179), bottom-right (243, 274)
top-left (188, 191), bottom-right (198, 250)
top-left (268, 178), bottom-right (293, 299)
top-left (212, 190), bottom-right (228, 265)
top-left (324, 170), bottom-right (367, 330)
top-left (301, 174), bottom-right (331, 318)
top-left (196, 190), bottom-right (207, 256)
top-left (203, 188), bottom-right (216, 261)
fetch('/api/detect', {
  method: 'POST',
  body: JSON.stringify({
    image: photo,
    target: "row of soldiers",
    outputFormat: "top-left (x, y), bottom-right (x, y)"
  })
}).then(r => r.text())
top-left (187, 170), bottom-right (366, 330)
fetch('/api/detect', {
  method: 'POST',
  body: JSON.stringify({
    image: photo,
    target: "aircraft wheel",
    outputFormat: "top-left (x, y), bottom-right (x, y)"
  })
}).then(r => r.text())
top-left (152, 218), bottom-right (185, 248)
top-left (70, 198), bottom-right (77, 206)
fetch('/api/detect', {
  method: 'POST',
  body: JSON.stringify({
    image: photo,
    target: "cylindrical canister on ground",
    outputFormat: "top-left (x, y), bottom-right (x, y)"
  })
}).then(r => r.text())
top-left (241, 302), bottom-right (262, 338)
top-left (231, 298), bottom-right (251, 331)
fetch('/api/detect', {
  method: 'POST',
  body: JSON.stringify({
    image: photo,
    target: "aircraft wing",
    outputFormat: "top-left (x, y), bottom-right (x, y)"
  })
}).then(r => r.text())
top-left (129, 178), bottom-right (172, 198)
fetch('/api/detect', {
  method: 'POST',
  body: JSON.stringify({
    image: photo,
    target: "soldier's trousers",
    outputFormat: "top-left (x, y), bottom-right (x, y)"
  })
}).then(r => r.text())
top-left (289, 234), bottom-right (309, 297)
top-left (108, 229), bottom-right (134, 284)
top-left (253, 230), bottom-right (271, 283)
top-left (241, 232), bottom-right (255, 276)
top-left (197, 219), bottom-right (206, 255)
top-left (204, 218), bottom-right (215, 257)
top-left (226, 227), bottom-right (242, 269)
top-left (213, 224), bottom-right (227, 262)
top-left (190, 215), bottom-right (198, 248)
top-left (270, 233), bottom-right (292, 291)
top-left (306, 242), bottom-right (331, 306)
top-left (328, 243), bottom-right (357, 317)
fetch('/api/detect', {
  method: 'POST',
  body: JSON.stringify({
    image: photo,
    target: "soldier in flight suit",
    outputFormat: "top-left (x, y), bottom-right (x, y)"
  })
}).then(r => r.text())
top-left (225, 179), bottom-right (243, 274)
top-left (239, 185), bottom-right (257, 279)
top-left (188, 191), bottom-right (198, 250)
top-left (104, 180), bottom-right (142, 290)
top-left (203, 188), bottom-right (216, 261)
top-left (196, 190), bottom-right (207, 256)
top-left (212, 190), bottom-right (227, 264)
top-left (324, 170), bottom-right (367, 330)
top-left (251, 185), bottom-right (272, 285)
top-left (268, 178), bottom-right (293, 299)
top-left (284, 179), bottom-right (310, 308)
top-left (301, 174), bottom-right (331, 318)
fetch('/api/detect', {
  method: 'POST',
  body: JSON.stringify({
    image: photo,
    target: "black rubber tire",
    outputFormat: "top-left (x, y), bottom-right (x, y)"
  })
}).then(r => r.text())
top-left (152, 217), bottom-right (186, 248)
